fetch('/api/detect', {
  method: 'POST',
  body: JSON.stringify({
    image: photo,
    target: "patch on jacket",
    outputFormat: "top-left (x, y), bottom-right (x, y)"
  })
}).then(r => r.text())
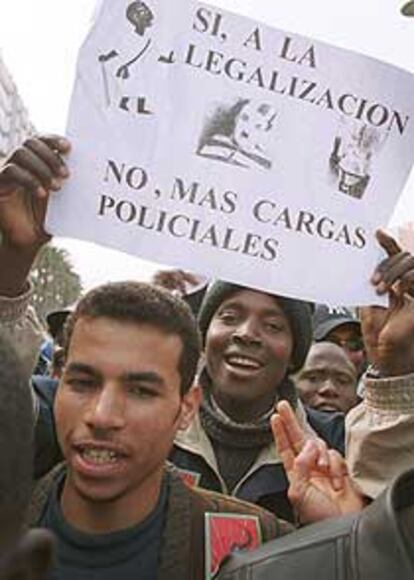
top-left (205, 513), bottom-right (262, 578)
top-left (177, 467), bottom-right (202, 487)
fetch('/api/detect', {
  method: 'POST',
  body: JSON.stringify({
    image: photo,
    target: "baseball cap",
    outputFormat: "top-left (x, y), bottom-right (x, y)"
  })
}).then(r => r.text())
top-left (312, 304), bottom-right (360, 341)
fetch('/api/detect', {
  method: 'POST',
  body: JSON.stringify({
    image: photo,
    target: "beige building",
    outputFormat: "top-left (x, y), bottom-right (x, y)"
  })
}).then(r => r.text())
top-left (0, 52), bottom-right (34, 160)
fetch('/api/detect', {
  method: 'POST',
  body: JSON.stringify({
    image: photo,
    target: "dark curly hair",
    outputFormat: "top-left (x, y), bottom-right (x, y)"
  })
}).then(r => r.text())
top-left (63, 282), bottom-right (201, 395)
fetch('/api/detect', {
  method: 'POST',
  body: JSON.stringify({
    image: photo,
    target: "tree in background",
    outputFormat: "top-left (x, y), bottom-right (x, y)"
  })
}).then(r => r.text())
top-left (30, 245), bottom-right (82, 324)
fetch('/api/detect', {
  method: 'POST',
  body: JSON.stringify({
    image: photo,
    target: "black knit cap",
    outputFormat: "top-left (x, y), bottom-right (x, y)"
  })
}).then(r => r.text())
top-left (198, 281), bottom-right (312, 373)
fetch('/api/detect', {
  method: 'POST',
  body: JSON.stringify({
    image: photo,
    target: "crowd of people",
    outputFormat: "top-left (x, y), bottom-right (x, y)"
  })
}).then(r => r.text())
top-left (0, 134), bottom-right (413, 578)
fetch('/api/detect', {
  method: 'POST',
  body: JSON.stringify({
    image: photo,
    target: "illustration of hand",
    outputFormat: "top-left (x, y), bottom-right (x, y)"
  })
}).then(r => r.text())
top-left (98, 50), bottom-right (119, 63)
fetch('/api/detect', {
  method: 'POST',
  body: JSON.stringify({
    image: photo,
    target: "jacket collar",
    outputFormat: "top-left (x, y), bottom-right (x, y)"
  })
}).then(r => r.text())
top-left (174, 411), bottom-right (282, 494)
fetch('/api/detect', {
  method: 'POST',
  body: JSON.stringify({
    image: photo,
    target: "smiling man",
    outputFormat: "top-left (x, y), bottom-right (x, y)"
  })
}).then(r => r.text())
top-left (203, 288), bottom-right (295, 418)
top-left (171, 280), bottom-right (316, 522)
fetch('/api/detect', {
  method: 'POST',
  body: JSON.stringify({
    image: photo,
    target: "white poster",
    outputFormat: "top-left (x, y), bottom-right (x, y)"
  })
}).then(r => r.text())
top-left (46, 0), bottom-right (414, 305)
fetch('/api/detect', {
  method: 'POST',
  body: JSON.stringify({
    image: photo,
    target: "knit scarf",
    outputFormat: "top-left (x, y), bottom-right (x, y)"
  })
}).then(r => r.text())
top-left (199, 369), bottom-right (298, 450)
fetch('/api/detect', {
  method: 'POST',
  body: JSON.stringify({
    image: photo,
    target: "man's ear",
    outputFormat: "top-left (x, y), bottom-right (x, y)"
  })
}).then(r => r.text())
top-left (178, 383), bottom-right (202, 431)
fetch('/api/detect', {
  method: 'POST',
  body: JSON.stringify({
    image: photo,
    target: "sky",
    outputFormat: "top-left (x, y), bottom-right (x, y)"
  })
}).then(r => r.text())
top-left (0, 0), bottom-right (413, 290)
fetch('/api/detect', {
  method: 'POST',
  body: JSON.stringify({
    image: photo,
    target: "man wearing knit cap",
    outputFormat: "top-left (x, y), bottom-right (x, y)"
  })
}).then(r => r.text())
top-left (171, 280), bottom-right (319, 522)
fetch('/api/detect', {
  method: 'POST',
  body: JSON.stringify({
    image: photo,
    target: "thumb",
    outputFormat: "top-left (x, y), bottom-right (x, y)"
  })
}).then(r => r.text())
top-left (376, 229), bottom-right (401, 257)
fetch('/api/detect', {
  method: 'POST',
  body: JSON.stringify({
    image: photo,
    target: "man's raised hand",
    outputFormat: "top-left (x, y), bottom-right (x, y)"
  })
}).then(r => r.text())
top-left (271, 401), bottom-right (365, 524)
top-left (362, 230), bottom-right (414, 376)
top-left (0, 135), bottom-right (70, 250)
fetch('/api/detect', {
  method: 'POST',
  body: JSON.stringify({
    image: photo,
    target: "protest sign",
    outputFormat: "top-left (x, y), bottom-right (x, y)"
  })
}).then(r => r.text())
top-left (46, 0), bottom-right (414, 305)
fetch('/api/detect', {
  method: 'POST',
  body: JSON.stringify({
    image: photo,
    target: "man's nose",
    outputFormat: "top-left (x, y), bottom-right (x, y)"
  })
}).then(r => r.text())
top-left (232, 318), bottom-right (261, 344)
top-left (84, 385), bottom-right (126, 430)
top-left (317, 378), bottom-right (338, 397)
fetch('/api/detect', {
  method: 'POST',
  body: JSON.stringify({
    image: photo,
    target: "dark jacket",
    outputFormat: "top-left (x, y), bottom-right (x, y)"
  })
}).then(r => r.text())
top-left (171, 412), bottom-right (293, 522)
top-left (218, 468), bottom-right (414, 580)
top-left (26, 463), bottom-right (292, 580)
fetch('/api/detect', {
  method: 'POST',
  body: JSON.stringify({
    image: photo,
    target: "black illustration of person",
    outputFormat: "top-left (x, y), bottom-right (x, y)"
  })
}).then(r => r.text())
top-left (329, 123), bottom-right (385, 199)
top-left (98, 1), bottom-right (154, 115)
top-left (197, 99), bottom-right (278, 170)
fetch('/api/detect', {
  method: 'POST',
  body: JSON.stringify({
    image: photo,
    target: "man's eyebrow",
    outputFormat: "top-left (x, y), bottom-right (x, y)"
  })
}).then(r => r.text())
top-left (218, 300), bottom-right (240, 309)
top-left (262, 310), bottom-right (289, 318)
top-left (65, 362), bottom-right (98, 376)
top-left (335, 370), bottom-right (355, 380)
top-left (218, 302), bottom-right (287, 317)
top-left (122, 372), bottom-right (165, 387)
top-left (300, 368), bottom-right (323, 376)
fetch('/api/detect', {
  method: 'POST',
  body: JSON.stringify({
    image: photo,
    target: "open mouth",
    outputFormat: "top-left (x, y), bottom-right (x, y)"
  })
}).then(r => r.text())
top-left (80, 448), bottom-right (122, 464)
top-left (224, 354), bottom-right (263, 372)
top-left (74, 444), bottom-right (128, 469)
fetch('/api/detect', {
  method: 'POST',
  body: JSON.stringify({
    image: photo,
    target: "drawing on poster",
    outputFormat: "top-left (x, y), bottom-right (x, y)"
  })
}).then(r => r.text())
top-left (98, 1), bottom-right (154, 115)
top-left (196, 98), bottom-right (278, 170)
top-left (329, 122), bottom-right (386, 199)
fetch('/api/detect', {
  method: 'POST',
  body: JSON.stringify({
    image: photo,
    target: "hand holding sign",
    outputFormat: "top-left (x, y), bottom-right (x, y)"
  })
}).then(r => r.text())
top-left (360, 230), bottom-right (414, 376)
top-left (0, 135), bottom-right (70, 296)
top-left (0, 135), bottom-right (70, 250)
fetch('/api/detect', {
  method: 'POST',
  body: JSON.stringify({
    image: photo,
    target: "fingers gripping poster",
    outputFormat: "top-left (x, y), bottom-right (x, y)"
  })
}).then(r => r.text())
top-left (46, 0), bottom-right (414, 305)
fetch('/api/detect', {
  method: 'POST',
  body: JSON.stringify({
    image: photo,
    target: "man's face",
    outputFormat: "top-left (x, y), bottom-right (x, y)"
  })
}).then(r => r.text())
top-left (325, 322), bottom-right (366, 377)
top-left (296, 342), bottom-right (358, 414)
top-left (233, 103), bottom-right (276, 155)
top-left (205, 290), bottom-right (293, 415)
top-left (55, 316), bottom-right (194, 507)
